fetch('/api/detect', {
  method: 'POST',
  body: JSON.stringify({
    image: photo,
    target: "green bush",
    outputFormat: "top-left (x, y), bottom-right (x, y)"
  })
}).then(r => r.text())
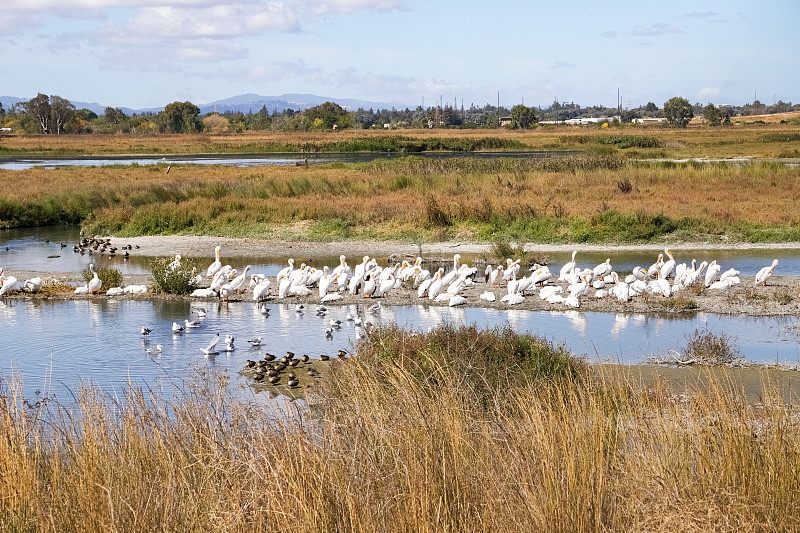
top-left (355, 324), bottom-right (586, 407)
top-left (150, 256), bottom-right (201, 295)
top-left (82, 266), bottom-right (123, 289)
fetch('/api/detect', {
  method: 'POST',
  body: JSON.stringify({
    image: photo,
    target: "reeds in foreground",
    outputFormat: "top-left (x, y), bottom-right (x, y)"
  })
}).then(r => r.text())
top-left (1, 326), bottom-right (799, 532)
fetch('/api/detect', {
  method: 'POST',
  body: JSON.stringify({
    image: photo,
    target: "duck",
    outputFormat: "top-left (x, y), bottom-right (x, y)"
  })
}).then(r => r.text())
top-left (247, 337), bottom-right (262, 347)
top-left (141, 326), bottom-right (152, 335)
top-left (184, 319), bottom-right (201, 328)
top-left (87, 264), bottom-right (102, 295)
top-left (172, 322), bottom-right (185, 333)
top-left (755, 259), bottom-right (778, 286)
top-left (207, 246), bottom-right (222, 278)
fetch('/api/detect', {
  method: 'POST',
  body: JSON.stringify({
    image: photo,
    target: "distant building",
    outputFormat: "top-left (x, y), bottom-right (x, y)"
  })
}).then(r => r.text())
top-left (499, 116), bottom-right (512, 126)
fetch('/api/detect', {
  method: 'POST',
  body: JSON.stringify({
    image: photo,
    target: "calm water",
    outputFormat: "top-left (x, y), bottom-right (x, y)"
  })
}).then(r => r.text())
top-left (0, 152), bottom-right (559, 171)
top-left (1, 298), bottom-right (799, 401)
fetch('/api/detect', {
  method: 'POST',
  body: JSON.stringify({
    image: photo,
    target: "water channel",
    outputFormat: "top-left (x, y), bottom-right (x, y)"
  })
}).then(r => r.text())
top-left (3, 226), bottom-right (800, 401)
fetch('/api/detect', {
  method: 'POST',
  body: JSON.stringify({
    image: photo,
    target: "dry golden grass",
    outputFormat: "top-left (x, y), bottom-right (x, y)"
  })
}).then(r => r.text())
top-left (2, 327), bottom-right (799, 532)
top-left (2, 155), bottom-right (799, 242)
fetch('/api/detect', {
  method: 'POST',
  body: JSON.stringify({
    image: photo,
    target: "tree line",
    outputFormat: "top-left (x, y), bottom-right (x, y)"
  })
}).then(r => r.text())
top-left (1, 92), bottom-right (797, 134)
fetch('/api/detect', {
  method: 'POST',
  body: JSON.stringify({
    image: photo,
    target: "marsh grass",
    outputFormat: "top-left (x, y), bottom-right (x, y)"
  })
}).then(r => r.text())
top-left (680, 328), bottom-right (748, 367)
top-left (2, 326), bottom-right (800, 532)
top-left (3, 151), bottom-right (800, 243)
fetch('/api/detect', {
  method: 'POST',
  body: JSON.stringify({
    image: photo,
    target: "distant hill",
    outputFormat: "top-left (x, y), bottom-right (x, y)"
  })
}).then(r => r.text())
top-left (197, 93), bottom-right (411, 114)
top-left (1, 94), bottom-right (411, 116)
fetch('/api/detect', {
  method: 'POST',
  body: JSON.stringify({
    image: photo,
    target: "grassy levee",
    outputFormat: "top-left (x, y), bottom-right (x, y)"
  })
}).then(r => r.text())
top-left (2, 326), bottom-right (799, 532)
top-left (3, 155), bottom-right (800, 243)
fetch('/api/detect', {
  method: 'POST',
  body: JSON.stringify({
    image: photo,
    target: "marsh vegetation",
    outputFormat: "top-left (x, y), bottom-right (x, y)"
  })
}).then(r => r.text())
top-left (2, 325), bottom-right (798, 532)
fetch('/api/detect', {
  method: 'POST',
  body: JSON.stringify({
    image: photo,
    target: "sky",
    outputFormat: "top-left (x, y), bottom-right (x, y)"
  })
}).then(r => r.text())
top-left (1, 0), bottom-right (798, 111)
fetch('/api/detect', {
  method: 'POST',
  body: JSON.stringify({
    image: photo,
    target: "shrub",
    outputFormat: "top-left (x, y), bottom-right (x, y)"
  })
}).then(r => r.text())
top-left (82, 266), bottom-right (123, 289)
top-left (150, 256), bottom-right (201, 295)
top-left (681, 328), bottom-right (746, 366)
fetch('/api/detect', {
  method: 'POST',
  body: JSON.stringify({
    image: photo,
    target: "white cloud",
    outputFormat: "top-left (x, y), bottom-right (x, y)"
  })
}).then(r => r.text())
top-left (297, 0), bottom-right (407, 16)
top-left (599, 30), bottom-right (617, 38)
top-left (550, 61), bottom-right (575, 69)
top-left (632, 23), bottom-right (683, 36)
top-left (697, 87), bottom-right (721, 100)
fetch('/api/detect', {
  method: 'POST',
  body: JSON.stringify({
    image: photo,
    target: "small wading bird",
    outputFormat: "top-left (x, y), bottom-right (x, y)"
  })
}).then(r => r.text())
top-left (145, 344), bottom-right (163, 356)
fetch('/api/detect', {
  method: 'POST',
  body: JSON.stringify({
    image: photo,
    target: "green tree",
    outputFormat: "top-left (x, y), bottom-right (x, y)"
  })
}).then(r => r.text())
top-left (304, 101), bottom-right (350, 130)
top-left (49, 95), bottom-right (75, 134)
top-left (24, 93), bottom-right (51, 133)
top-left (702, 103), bottom-right (726, 127)
top-left (509, 104), bottom-right (538, 129)
top-left (159, 101), bottom-right (201, 133)
top-left (645, 101), bottom-right (658, 113)
top-left (663, 96), bottom-right (694, 128)
top-left (0, 101), bottom-right (5, 117)
top-left (104, 107), bottom-right (127, 124)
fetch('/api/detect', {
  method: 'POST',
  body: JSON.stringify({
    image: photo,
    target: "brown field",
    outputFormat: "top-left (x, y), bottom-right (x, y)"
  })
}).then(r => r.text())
top-left (2, 153), bottom-right (799, 242)
top-left (1, 118), bottom-right (800, 160)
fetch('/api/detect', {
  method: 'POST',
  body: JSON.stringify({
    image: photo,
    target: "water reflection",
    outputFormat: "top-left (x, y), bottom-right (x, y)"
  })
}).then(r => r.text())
top-left (2, 299), bottom-right (800, 401)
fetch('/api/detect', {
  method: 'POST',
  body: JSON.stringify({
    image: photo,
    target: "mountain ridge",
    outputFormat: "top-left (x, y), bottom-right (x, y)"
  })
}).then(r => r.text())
top-left (0, 93), bottom-right (412, 116)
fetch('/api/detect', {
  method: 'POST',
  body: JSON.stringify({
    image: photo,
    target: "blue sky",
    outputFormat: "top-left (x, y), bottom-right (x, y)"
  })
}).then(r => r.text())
top-left (1, 0), bottom-right (797, 110)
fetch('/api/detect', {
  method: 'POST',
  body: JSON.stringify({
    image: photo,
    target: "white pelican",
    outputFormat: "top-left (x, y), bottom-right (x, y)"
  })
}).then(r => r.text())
top-left (487, 265), bottom-right (504, 287)
top-left (276, 259), bottom-right (295, 281)
top-left (529, 265), bottom-right (552, 286)
top-left (719, 268), bottom-right (740, 282)
top-left (201, 334), bottom-right (220, 355)
top-left (229, 266), bottom-right (251, 293)
top-left (191, 288), bottom-right (217, 298)
top-left (611, 273), bottom-right (630, 303)
top-left (592, 258), bottom-right (612, 279)
top-left (479, 291), bottom-right (496, 302)
top-left (207, 246), bottom-right (222, 278)
top-left (318, 266), bottom-right (333, 298)
top-left (87, 264), bottom-right (102, 295)
top-left (124, 285), bottom-right (148, 294)
top-left (559, 251), bottom-right (577, 281)
top-left (0, 276), bottom-right (19, 296)
top-left (704, 260), bottom-right (721, 288)
top-left (253, 277), bottom-right (271, 301)
top-left (24, 277), bottom-right (43, 293)
top-left (73, 285), bottom-right (89, 294)
top-left (448, 295), bottom-right (467, 307)
top-left (632, 266), bottom-right (650, 281)
top-left (363, 273), bottom-right (377, 298)
top-left (145, 344), bottom-right (163, 356)
top-left (755, 259), bottom-right (778, 286)
top-left (106, 287), bottom-right (125, 296)
top-left (168, 254), bottom-right (182, 272)
top-left (418, 268), bottom-right (441, 298)
top-left (427, 270), bottom-right (445, 300)
top-left (441, 254), bottom-right (462, 287)
top-left (648, 254), bottom-right (664, 276)
top-left (660, 249), bottom-right (675, 279)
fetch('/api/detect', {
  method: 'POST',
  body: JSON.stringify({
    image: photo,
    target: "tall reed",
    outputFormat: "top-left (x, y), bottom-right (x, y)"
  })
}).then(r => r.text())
top-left (1, 327), bottom-right (799, 531)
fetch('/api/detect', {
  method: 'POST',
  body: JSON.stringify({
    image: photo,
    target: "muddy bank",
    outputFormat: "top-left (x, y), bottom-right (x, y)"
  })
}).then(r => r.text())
top-left (101, 235), bottom-right (800, 261)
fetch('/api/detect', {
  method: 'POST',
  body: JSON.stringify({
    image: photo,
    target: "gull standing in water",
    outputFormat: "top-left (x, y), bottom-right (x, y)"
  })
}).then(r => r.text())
top-left (201, 334), bottom-right (220, 356)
